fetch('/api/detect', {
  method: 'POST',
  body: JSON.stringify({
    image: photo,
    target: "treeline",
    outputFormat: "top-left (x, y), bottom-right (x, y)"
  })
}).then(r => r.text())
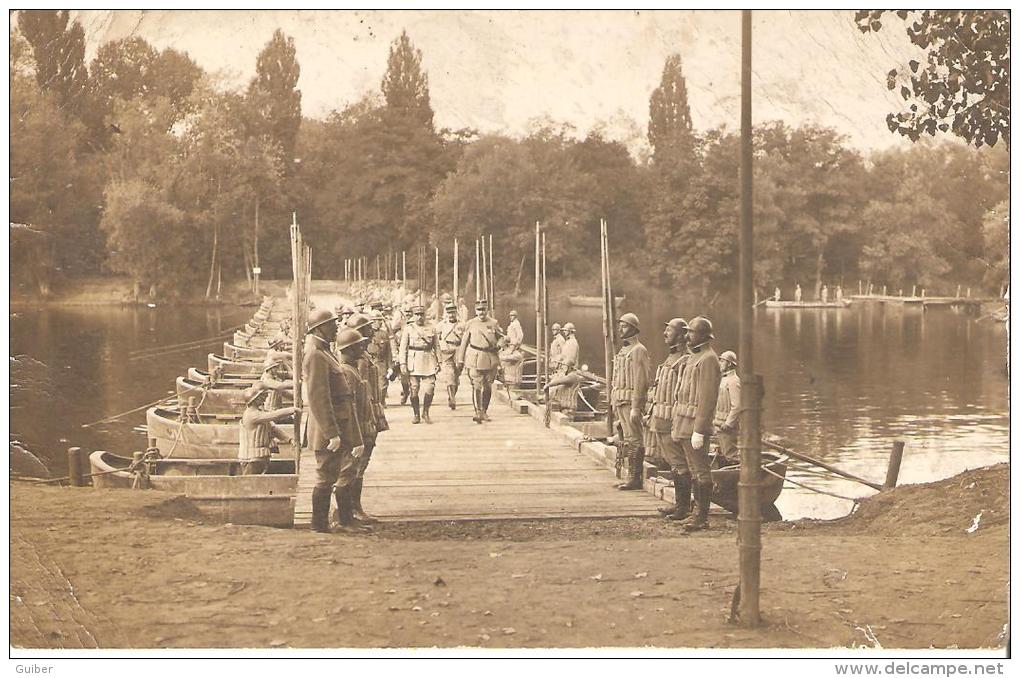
top-left (10, 12), bottom-right (1009, 300)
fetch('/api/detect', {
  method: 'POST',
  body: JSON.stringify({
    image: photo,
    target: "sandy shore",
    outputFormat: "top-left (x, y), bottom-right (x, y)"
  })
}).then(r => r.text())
top-left (10, 464), bottom-right (1008, 650)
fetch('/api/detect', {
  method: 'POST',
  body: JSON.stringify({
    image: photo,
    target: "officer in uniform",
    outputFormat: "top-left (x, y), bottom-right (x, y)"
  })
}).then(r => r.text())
top-left (399, 305), bottom-right (441, 424)
top-left (505, 310), bottom-right (524, 350)
top-left (647, 318), bottom-right (693, 520)
top-left (714, 350), bottom-right (740, 460)
top-left (549, 323), bottom-right (564, 370)
top-left (436, 303), bottom-right (466, 409)
top-left (670, 316), bottom-right (721, 532)
top-left (303, 309), bottom-right (365, 533)
top-left (333, 327), bottom-right (373, 530)
top-left (611, 312), bottom-right (652, 490)
top-left (456, 299), bottom-right (503, 424)
top-left (558, 323), bottom-right (580, 374)
top-left (347, 314), bottom-right (389, 523)
top-left (367, 310), bottom-right (394, 407)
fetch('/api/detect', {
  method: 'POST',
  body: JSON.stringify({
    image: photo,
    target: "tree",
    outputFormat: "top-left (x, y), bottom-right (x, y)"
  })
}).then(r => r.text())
top-left (246, 29), bottom-right (302, 170)
top-left (856, 10), bottom-right (1010, 148)
top-left (17, 10), bottom-right (87, 115)
top-left (648, 54), bottom-right (696, 165)
top-left (381, 30), bottom-right (434, 130)
top-left (980, 200), bottom-right (1008, 292)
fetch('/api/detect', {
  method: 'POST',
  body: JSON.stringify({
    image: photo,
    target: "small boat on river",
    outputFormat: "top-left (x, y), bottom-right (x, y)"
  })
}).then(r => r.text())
top-left (145, 406), bottom-right (294, 459)
top-left (208, 353), bottom-right (265, 375)
top-left (187, 367), bottom-right (261, 384)
top-left (88, 451), bottom-right (297, 528)
top-left (709, 452), bottom-right (787, 514)
top-left (223, 342), bottom-right (270, 361)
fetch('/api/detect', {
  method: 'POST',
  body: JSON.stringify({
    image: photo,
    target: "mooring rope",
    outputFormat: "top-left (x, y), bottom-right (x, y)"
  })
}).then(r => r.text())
top-left (762, 464), bottom-right (865, 503)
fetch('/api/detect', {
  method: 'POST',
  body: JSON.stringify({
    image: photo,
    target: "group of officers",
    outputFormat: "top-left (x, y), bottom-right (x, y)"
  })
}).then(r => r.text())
top-left (609, 312), bottom-right (740, 532)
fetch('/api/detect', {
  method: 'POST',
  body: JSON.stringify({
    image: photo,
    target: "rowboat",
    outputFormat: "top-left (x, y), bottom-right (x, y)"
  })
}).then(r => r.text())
top-left (176, 376), bottom-right (249, 414)
top-left (764, 300), bottom-right (851, 309)
top-left (709, 452), bottom-right (787, 514)
top-left (208, 353), bottom-right (264, 375)
top-left (187, 367), bottom-right (261, 384)
top-left (568, 294), bottom-right (625, 307)
top-left (88, 451), bottom-right (297, 528)
top-left (145, 406), bottom-right (294, 459)
top-left (223, 342), bottom-right (269, 361)
top-left (234, 331), bottom-right (273, 349)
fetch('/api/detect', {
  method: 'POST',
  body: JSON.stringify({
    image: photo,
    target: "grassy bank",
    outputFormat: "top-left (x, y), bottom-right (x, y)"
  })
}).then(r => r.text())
top-left (10, 464), bottom-right (1007, 650)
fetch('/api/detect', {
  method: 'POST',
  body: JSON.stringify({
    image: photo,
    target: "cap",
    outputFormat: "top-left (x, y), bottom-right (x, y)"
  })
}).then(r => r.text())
top-left (475, 299), bottom-right (489, 309)
top-left (348, 313), bottom-right (373, 332)
top-left (551, 322), bottom-right (562, 331)
top-left (688, 316), bottom-right (714, 339)
top-left (665, 317), bottom-right (689, 333)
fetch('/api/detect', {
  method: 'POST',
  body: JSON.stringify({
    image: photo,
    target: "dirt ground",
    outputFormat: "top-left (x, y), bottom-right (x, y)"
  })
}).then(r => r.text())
top-left (9, 464), bottom-right (1009, 650)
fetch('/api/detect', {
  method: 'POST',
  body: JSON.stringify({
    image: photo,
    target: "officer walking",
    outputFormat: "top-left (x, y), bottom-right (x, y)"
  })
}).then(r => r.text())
top-left (399, 305), bottom-right (441, 424)
top-left (714, 350), bottom-right (740, 460)
top-left (611, 313), bottom-right (652, 490)
top-left (456, 299), bottom-right (502, 424)
top-left (646, 318), bottom-right (692, 520)
top-left (670, 316), bottom-right (721, 532)
top-left (436, 303), bottom-right (466, 409)
top-left (304, 309), bottom-right (364, 533)
top-left (558, 323), bottom-right (580, 374)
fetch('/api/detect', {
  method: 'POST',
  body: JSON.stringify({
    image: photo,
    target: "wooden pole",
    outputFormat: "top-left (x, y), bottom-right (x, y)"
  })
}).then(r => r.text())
top-left (453, 238), bottom-right (459, 306)
top-left (761, 438), bottom-right (885, 492)
top-left (475, 239), bottom-right (481, 300)
top-left (600, 220), bottom-right (612, 437)
top-left (435, 246), bottom-right (440, 313)
top-left (253, 195), bottom-right (260, 296)
top-left (884, 440), bottom-right (906, 489)
top-left (737, 9), bottom-right (763, 628)
top-left (289, 213), bottom-right (305, 477)
top-left (67, 447), bottom-right (83, 487)
top-left (541, 231), bottom-right (549, 397)
top-left (482, 234), bottom-right (490, 305)
top-left (489, 233), bottom-right (496, 316)
top-left (534, 222), bottom-right (542, 400)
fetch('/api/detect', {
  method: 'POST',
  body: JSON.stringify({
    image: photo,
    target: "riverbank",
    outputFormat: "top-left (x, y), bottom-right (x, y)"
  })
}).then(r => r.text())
top-left (10, 464), bottom-right (1007, 650)
top-left (9, 277), bottom-right (280, 308)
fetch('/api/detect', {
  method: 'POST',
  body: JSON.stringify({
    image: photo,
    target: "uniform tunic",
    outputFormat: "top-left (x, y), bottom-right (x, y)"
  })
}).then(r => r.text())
top-left (436, 318), bottom-right (465, 383)
top-left (610, 338), bottom-right (651, 445)
top-left (399, 323), bottom-right (440, 376)
top-left (304, 336), bottom-right (363, 490)
top-left (714, 369), bottom-right (741, 459)
top-left (549, 334), bottom-right (565, 370)
top-left (558, 336), bottom-right (580, 374)
top-left (670, 342), bottom-right (721, 484)
top-left (506, 319), bottom-right (524, 349)
top-left (643, 349), bottom-right (688, 470)
top-left (456, 317), bottom-right (502, 371)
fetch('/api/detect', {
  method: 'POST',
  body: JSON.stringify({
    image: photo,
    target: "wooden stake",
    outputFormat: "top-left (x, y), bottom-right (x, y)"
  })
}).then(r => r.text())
top-left (884, 440), bottom-right (905, 489)
top-left (67, 447), bottom-right (83, 487)
top-left (541, 231), bottom-right (548, 398)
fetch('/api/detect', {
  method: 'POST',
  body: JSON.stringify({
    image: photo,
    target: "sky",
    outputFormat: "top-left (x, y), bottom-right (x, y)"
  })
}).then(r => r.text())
top-left (70, 9), bottom-right (926, 154)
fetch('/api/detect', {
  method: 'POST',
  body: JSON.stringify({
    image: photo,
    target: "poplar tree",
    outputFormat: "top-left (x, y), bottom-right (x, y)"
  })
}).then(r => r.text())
top-left (247, 29), bottom-right (302, 169)
top-left (647, 54), bottom-right (696, 165)
top-left (381, 30), bottom-right (434, 130)
top-left (17, 10), bottom-right (88, 115)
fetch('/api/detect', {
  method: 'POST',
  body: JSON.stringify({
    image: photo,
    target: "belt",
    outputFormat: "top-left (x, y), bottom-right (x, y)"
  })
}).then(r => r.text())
top-left (445, 339), bottom-right (461, 345)
top-left (470, 344), bottom-right (499, 353)
top-left (409, 345), bottom-right (431, 351)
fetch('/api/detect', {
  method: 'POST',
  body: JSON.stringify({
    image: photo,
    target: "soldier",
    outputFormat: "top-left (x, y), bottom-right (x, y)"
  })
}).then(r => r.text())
top-left (611, 313), bottom-right (652, 490)
top-left (436, 303), bottom-right (466, 409)
top-left (456, 299), bottom-right (502, 424)
top-left (549, 323), bottom-right (564, 371)
top-left (399, 305), bottom-right (441, 424)
top-left (393, 302), bottom-right (412, 405)
top-left (259, 358), bottom-right (293, 410)
top-left (714, 350), bottom-right (741, 460)
top-left (505, 310), bottom-right (524, 351)
top-left (237, 386), bottom-right (296, 476)
top-left (332, 328), bottom-right (373, 530)
top-left (337, 305), bottom-right (356, 326)
top-left (347, 314), bottom-right (388, 523)
top-left (670, 316), bottom-right (721, 532)
top-left (367, 310), bottom-right (394, 407)
top-left (303, 309), bottom-right (364, 533)
top-left (558, 323), bottom-right (580, 374)
top-left (646, 318), bottom-right (692, 520)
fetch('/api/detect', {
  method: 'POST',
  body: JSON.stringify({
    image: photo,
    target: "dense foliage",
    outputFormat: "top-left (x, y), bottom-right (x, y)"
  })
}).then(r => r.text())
top-left (10, 11), bottom-right (1010, 299)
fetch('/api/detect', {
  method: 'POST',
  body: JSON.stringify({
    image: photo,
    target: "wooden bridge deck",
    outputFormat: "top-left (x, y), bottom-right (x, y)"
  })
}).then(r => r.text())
top-left (294, 377), bottom-right (665, 526)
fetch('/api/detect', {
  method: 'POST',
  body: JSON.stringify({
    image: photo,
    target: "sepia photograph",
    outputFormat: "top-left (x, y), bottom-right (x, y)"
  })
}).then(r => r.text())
top-left (7, 7), bottom-right (1011, 663)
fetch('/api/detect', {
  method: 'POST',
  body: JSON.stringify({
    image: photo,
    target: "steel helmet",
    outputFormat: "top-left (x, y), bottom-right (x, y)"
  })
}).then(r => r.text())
top-left (348, 313), bottom-right (373, 332)
top-left (720, 350), bottom-right (737, 366)
top-left (618, 312), bottom-right (640, 332)
top-left (339, 305), bottom-right (355, 317)
top-left (563, 322), bottom-right (576, 333)
top-left (688, 316), bottom-right (715, 339)
top-left (307, 308), bottom-right (338, 333)
top-left (665, 317), bottom-right (689, 333)
top-left (509, 310), bottom-right (518, 318)
top-left (243, 383), bottom-right (269, 407)
top-left (335, 328), bottom-right (370, 352)
top-left (551, 322), bottom-right (562, 332)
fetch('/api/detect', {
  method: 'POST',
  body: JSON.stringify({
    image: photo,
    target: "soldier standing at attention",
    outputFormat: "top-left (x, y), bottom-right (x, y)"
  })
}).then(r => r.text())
top-left (714, 350), bottom-right (741, 460)
top-left (670, 316), bottom-right (721, 532)
top-left (505, 310), bottom-right (524, 350)
top-left (457, 299), bottom-right (503, 424)
top-left (399, 305), bottom-right (441, 424)
top-left (348, 314), bottom-right (388, 523)
top-left (331, 328), bottom-right (372, 530)
top-left (549, 323), bottom-right (564, 371)
top-left (436, 303), bottom-right (465, 409)
top-left (611, 313), bottom-right (652, 491)
top-left (304, 309), bottom-right (361, 533)
top-left (367, 310), bottom-right (394, 407)
top-left (558, 323), bottom-right (580, 374)
top-left (646, 318), bottom-right (692, 520)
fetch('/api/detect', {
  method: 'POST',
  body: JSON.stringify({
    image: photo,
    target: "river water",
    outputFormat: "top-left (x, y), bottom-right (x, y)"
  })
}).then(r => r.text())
top-left (9, 296), bottom-right (1009, 520)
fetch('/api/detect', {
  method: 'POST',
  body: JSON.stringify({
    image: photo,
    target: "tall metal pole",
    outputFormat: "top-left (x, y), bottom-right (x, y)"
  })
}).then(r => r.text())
top-left (737, 9), bottom-right (763, 628)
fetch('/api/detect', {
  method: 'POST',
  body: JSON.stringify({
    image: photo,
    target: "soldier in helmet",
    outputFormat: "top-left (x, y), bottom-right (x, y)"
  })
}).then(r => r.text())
top-left (558, 323), bottom-right (579, 374)
top-left (346, 313), bottom-right (388, 523)
top-left (456, 298), bottom-right (503, 423)
top-left (237, 385), bottom-right (296, 476)
top-left (670, 316), bottom-right (721, 532)
top-left (399, 305), bottom-right (441, 424)
top-left (332, 327), bottom-right (373, 530)
top-left (436, 302), bottom-right (465, 409)
top-left (611, 312), bottom-right (652, 490)
top-left (303, 309), bottom-right (367, 533)
top-left (714, 350), bottom-right (741, 460)
top-left (505, 310), bottom-right (524, 351)
top-left (367, 310), bottom-right (394, 407)
top-left (647, 318), bottom-right (693, 520)
top-left (549, 323), bottom-right (564, 371)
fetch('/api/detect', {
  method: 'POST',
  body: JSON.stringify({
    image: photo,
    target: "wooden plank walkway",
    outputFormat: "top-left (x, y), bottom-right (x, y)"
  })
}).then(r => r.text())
top-left (294, 376), bottom-right (665, 527)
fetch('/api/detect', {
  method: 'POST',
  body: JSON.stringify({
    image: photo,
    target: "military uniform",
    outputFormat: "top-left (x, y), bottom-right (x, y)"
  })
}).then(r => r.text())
top-left (671, 340), bottom-right (721, 529)
top-left (549, 333), bottom-right (565, 371)
top-left (367, 323), bottom-right (393, 405)
top-left (558, 335), bottom-right (580, 374)
top-left (714, 369), bottom-right (741, 459)
top-left (436, 313), bottom-right (466, 408)
top-left (645, 349), bottom-right (688, 471)
top-left (390, 309), bottom-right (411, 404)
top-left (611, 336), bottom-right (651, 487)
top-left (456, 304), bottom-right (502, 423)
top-left (399, 317), bottom-right (440, 422)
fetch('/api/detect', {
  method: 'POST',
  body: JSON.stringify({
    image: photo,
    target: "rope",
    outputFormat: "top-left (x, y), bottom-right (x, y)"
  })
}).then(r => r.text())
top-left (762, 464), bottom-right (866, 503)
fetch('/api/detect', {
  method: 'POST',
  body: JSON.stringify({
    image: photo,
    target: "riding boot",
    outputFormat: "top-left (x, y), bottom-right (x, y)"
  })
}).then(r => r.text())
top-left (480, 386), bottom-right (491, 421)
top-left (338, 486), bottom-right (370, 531)
top-left (422, 394), bottom-right (433, 423)
top-left (472, 388), bottom-right (483, 423)
top-left (665, 471), bottom-right (693, 521)
top-left (410, 396), bottom-right (421, 424)
top-left (447, 385), bottom-right (456, 410)
top-left (682, 480), bottom-right (713, 532)
top-left (350, 477), bottom-right (379, 524)
top-left (617, 445), bottom-right (645, 490)
top-left (614, 444), bottom-right (632, 489)
top-left (658, 468), bottom-right (687, 516)
top-left (311, 486), bottom-right (332, 533)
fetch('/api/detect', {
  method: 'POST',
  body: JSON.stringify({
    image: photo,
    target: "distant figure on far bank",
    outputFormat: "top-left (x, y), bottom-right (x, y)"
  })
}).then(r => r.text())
top-left (714, 350), bottom-right (740, 460)
top-left (794, 284), bottom-right (803, 302)
top-left (821, 285), bottom-right (829, 304)
top-left (836, 286), bottom-right (843, 302)
top-left (774, 286), bottom-right (781, 302)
